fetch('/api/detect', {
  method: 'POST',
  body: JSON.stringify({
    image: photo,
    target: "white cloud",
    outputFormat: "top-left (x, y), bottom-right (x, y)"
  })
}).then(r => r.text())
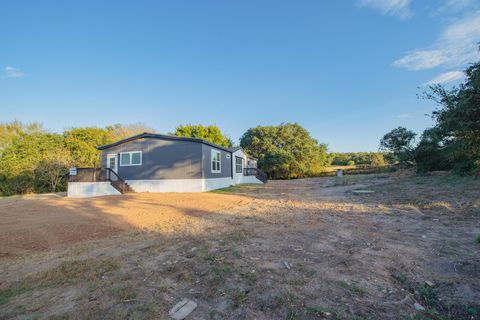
top-left (393, 10), bottom-right (480, 70)
top-left (438, 0), bottom-right (475, 13)
top-left (5, 66), bottom-right (25, 78)
top-left (397, 113), bottom-right (413, 119)
top-left (359, 0), bottom-right (413, 19)
top-left (425, 70), bottom-right (465, 85)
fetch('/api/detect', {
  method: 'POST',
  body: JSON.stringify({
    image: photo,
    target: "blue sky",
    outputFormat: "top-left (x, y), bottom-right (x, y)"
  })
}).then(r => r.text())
top-left (1, 0), bottom-right (479, 151)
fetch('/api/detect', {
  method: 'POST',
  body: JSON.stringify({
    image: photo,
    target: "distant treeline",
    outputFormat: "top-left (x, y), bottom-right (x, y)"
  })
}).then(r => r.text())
top-left (329, 152), bottom-right (395, 167)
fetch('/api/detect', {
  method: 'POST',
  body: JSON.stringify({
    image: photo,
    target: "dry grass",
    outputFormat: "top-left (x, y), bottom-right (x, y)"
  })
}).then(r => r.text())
top-left (0, 173), bottom-right (479, 319)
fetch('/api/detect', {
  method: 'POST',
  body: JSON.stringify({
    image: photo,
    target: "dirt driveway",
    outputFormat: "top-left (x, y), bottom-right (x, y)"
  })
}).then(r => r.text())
top-left (1, 174), bottom-right (479, 319)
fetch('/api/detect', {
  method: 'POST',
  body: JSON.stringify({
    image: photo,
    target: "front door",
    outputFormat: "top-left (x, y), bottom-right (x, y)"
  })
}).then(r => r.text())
top-left (107, 154), bottom-right (118, 181)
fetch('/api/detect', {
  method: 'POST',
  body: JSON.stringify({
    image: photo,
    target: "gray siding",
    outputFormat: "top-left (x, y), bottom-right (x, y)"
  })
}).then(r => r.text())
top-left (101, 138), bottom-right (203, 180)
top-left (201, 144), bottom-right (232, 179)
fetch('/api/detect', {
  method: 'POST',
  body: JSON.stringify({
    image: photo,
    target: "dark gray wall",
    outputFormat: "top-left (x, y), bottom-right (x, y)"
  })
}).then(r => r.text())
top-left (101, 138), bottom-right (203, 180)
top-left (201, 144), bottom-right (232, 179)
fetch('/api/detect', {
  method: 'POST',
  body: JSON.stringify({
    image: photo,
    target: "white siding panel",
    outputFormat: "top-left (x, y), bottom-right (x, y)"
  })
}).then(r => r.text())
top-left (67, 182), bottom-right (121, 198)
top-left (203, 178), bottom-right (234, 191)
top-left (126, 179), bottom-right (204, 193)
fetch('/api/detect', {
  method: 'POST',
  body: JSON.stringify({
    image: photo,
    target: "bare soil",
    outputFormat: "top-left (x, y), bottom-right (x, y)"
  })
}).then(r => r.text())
top-left (0, 173), bottom-right (479, 319)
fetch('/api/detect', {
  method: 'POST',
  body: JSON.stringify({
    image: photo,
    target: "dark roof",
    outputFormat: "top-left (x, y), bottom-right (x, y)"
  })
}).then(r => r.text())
top-left (97, 132), bottom-right (233, 152)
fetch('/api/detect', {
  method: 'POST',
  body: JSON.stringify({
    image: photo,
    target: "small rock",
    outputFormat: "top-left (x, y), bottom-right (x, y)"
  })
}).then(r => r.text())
top-left (282, 260), bottom-right (291, 270)
top-left (425, 280), bottom-right (434, 287)
top-left (324, 311), bottom-right (332, 317)
top-left (190, 247), bottom-right (197, 251)
top-left (421, 235), bottom-right (427, 239)
top-left (169, 299), bottom-right (197, 320)
top-left (414, 302), bottom-right (425, 311)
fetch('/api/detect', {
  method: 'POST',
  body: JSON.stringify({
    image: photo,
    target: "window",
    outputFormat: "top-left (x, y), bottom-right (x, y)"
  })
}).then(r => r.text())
top-left (211, 149), bottom-right (221, 173)
top-left (235, 157), bottom-right (243, 173)
top-left (120, 151), bottom-right (142, 166)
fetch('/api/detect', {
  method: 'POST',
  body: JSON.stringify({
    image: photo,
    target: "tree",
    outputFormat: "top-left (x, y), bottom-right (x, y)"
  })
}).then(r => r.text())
top-left (380, 127), bottom-right (416, 165)
top-left (240, 123), bottom-right (330, 179)
top-left (173, 124), bottom-right (233, 148)
top-left (63, 127), bottom-right (111, 167)
top-left (0, 120), bottom-right (44, 151)
top-left (418, 57), bottom-right (480, 174)
top-left (34, 148), bottom-right (72, 192)
top-left (106, 123), bottom-right (156, 141)
top-left (0, 132), bottom-right (67, 195)
top-left (370, 153), bottom-right (385, 167)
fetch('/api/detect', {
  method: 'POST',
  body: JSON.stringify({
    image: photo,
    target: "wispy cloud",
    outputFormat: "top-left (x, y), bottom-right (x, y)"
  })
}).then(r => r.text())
top-left (438, 0), bottom-right (476, 13)
top-left (5, 66), bottom-right (25, 78)
top-left (397, 113), bottom-right (413, 119)
top-left (425, 71), bottom-right (465, 85)
top-left (358, 0), bottom-right (413, 19)
top-left (393, 10), bottom-right (480, 70)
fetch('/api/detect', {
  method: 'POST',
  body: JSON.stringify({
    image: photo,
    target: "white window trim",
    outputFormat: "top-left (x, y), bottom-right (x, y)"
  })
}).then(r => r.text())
top-left (107, 154), bottom-right (118, 172)
top-left (120, 151), bottom-right (142, 166)
top-left (211, 149), bottom-right (221, 173)
top-left (235, 156), bottom-right (243, 173)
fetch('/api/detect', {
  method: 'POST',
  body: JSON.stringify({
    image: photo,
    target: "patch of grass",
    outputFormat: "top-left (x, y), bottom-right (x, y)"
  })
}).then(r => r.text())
top-left (391, 272), bottom-right (407, 284)
top-left (231, 287), bottom-right (248, 308)
top-left (419, 286), bottom-right (438, 308)
top-left (0, 258), bottom-right (120, 305)
top-left (110, 282), bottom-right (137, 301)
top-left (338, 280), bottom-right (365, 297)
top-left (476, 235), bottom-right (480, 244)
top-left (158, 285), bottom-right (168, 293)
top-left (210, 184), bottom-right (264, 194)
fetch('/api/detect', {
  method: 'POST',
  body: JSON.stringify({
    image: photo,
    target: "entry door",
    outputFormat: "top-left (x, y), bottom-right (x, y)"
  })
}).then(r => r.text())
top-left (107, 154), bottom-right (118, 173)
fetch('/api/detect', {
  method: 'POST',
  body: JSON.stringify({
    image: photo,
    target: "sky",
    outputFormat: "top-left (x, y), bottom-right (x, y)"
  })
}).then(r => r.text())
top-left (1, 0), bottom-right (479, 152)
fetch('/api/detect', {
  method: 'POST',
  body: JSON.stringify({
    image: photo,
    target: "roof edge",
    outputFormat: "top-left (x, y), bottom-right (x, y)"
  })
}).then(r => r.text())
top-left (97, 132), bottom-right (233, 152)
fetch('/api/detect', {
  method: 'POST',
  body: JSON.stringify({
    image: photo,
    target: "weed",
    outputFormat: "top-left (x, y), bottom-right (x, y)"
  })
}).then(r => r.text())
top-left (110, 282), bottom-right (137, 301)
top-left (231, 287), bottom-right (248, 308)
top-left (158, 285), bottom-right (168, 293)
top-left (476, 235), bottom-right (480, 244)
top-left (418, 286), bottom-right (438, 308)
top-left (338, 280), bottom-right (365, 297)
top-left (0, 258), bottom-right (120, 305)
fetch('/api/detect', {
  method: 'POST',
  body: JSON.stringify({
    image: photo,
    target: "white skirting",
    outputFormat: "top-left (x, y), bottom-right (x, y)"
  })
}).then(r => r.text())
top-left (67, 182), bottom-right (121, 198)
top-left (68, 177), bottom-right (264, 197)
top-left (127, 177), bottom-right (234, 193)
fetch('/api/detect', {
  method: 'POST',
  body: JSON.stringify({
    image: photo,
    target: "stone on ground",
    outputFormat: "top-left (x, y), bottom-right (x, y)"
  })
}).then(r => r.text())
top-left (169, 298), bottom-right (197, 320)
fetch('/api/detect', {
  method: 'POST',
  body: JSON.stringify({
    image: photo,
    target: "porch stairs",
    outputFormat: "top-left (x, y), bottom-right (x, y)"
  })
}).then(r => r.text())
top-left (110, 179), bottom-right (135, 194)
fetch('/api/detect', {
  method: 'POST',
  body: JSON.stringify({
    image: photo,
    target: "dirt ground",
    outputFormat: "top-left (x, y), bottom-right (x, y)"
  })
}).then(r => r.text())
top-left (0, 173), bottom-right (479, 319)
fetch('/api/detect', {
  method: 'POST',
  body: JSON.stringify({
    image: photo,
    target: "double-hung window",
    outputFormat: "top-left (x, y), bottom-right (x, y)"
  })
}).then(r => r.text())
top-left (120, 151), bottom-right (142, 166)
top-left (235, 157), bottom-right (243, 173)
top-left (211, 149), bottom-right (221, 173)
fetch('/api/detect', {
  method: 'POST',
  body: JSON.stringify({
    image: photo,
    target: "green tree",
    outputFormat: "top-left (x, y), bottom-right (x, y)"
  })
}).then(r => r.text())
top-left (0, 120), bottom-right (44, 151)
top-left (0, 132), bottom-right (69, 195)
top-left (106, 123), bottom-right (156, 141)
top-left (380, 126), bottom-right (416, 165)
top-left (240, 123), bottom-right (330, 179)
top-left (418, 57), bottom-right (480, 174)
top-left (173, 124), bottom-right (233, 148)
top-left (370, 153), bottom-right (385, 167)
top-left (64, 127), bottom-right (111, 167)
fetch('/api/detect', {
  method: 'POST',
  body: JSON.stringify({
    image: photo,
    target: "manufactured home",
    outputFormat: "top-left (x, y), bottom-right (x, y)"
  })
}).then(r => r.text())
top-left (68, 133), bottom-right (266, 198)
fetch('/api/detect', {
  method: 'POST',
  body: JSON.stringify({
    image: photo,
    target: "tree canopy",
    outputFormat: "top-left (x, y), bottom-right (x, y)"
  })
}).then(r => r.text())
top-left (0, 122), bottom-right (157, 195)
top-left (380, 126), bottom-right (416, 165)
top-left (415, 58), bottom-right (480, 174)
top-left (172, 124), bottom-right (233, 148)
top-left (240, 123), bottom-right (331, 179)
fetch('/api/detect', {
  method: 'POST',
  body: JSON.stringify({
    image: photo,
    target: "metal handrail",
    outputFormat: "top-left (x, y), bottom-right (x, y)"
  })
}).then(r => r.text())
top-left (243, 167), bottom-right (267, 183)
